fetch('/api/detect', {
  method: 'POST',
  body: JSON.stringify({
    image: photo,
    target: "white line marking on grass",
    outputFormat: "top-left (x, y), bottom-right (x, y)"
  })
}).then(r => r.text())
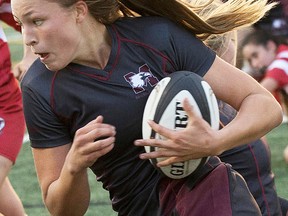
top-left (23, 132), bottom-right (30, 143)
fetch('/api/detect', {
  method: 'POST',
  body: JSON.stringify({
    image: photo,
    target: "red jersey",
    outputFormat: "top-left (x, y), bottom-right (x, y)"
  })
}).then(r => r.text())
top-left (266, 44), bottom-right (288, 89)
top-left (0, 0), bottom-right (20, 86)
top-left (0, 0), bottom-right (25, 163)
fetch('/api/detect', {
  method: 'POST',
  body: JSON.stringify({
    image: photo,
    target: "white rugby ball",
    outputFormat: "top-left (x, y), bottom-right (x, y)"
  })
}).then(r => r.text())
top-left (142, 71), bottom-right (219, 179)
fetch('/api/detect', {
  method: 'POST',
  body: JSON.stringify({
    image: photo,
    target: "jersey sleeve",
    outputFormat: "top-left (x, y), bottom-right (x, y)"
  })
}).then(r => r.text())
top-left (21, 70), bottom-right (72, 148)
top-left (165, 21), bottom-right (216, 76)
top-left (266, 67), bottom-right (288, 88)
top-left (0, 1), bottom-right (21, 31)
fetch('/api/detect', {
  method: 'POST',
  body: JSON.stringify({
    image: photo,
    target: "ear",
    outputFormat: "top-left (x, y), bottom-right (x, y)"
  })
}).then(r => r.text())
top-left (266, 40), bottom-right (277, 52)
top-left (74, 1), bottom-right (88, 23)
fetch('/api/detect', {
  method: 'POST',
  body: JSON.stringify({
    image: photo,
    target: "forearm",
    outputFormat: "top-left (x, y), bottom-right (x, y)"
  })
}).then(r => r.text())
top-left (0, 156), bottom-right (13, 188)
top-left (214, 93), bottom-right (282, 154)
top-left (44, 167), bottom-right (90, 216)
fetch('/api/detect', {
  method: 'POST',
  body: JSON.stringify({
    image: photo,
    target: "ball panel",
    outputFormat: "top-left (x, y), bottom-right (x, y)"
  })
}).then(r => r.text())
top-left (142, 77), bottom-right (171, 141)
top-left (201, 81), bottom-right (220, 130)
top-left (164, 71), bottom-right (212, 126)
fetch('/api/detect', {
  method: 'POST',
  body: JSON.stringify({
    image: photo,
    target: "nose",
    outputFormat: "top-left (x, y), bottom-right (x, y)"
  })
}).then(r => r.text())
top-left (22, 27), bottom-right (38, 47)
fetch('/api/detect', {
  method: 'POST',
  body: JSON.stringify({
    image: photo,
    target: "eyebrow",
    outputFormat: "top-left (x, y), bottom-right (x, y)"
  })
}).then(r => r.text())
top-left (22, 10), bottom-right (34, 18)
top-left (13, 9), bottom-right (35, 24)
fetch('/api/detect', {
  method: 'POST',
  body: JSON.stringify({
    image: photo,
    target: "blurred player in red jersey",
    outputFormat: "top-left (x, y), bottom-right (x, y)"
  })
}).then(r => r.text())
top-left (241, 29), bottom-right (288, 166)
top-left (0, 0), bottom-right (36, 215)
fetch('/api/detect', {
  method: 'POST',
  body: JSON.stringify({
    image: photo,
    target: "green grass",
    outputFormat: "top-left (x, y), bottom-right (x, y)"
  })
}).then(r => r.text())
top-left (9, 143), bottom-right (117, 216)
top-left (267, 123), bottom-right (288, 199)
top-left (2, 22), bottom-right (288, 215)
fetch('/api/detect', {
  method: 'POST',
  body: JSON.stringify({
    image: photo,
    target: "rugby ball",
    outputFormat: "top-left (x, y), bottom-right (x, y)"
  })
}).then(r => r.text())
top-left (142, 71), bottom-right (219, 179)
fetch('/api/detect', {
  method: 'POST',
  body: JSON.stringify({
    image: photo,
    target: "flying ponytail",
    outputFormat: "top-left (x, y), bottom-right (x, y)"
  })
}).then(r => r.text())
top-left (119, 0), bottom-right (277, 40)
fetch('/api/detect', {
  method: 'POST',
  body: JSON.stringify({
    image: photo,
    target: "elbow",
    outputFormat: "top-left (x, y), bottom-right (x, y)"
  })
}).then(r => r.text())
top-left (275, 103), bottom-right (284, 127)
top-left (43, 193), bottom-right (90, 216)
top-left (46, 203), bottom-right (89, 216)
top-left (269, 99), bottom-right (283, 129)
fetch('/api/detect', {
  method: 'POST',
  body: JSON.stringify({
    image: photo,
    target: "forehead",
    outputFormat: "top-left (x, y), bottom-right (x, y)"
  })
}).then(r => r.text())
top-left (11, 0), bottom-right (59, 18)
top-left (242, 43), bottom-right (267, 58)
top-left (243, 43), bottom-right (265, 52)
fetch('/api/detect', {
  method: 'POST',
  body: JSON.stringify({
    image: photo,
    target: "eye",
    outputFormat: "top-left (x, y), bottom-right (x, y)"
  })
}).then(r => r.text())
top-left (33, 20), bottom-right (43, 26)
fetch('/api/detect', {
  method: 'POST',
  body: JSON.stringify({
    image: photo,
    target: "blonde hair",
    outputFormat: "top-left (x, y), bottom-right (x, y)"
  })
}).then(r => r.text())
top-left (52, 0), bottom-right (277, 40)
top-left (121, 0), bottom-right (276, 40)
top-left (189, 0), bottom-right (239, 54)
top-left (206, 32), bottom-right (237, 56)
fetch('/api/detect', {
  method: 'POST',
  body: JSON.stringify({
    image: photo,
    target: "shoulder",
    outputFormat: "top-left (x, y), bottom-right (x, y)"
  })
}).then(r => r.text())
top-left (115, 16), bottom-right (183, 31)
top-left (22, 59), bottom-right (52, 85)
top-left (111, 16), bottom-right (197, 43)
top-left (21, 59), bottom-right (55, 99)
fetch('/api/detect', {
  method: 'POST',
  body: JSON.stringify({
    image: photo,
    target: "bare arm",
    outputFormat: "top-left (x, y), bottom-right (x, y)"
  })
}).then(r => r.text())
top-left (135, 56), bottom-right (282, 166)
top-left (203, 56), bottom-right (282, 153)
top-left (0, 156), bottom-right (13, 188)
top-left (33, 144), bottom-right (91, 216)
top-left (33, 116), bottom-right (116, 216)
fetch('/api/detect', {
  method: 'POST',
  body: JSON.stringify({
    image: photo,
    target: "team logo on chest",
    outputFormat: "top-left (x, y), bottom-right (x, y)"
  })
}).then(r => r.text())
top-left (124, 64), bottom-right (159, 94)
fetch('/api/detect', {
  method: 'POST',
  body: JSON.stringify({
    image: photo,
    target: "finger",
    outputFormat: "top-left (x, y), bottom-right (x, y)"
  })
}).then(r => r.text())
top-left (87, 127), bottom-right (116, 142)
top-left (157, 156), bottom-right (178, 167)
top-left (134, 138), bottom-right (166, 148)
top-left (88, 141), bottom-right (115, 162)
top-left (139, 145), bottom-right (182, 160)
top-left (77, 117), bottom-right (114, 135)
top-left (83, 136), bottom-right (115, 155)
top-left (182, 98), bottom-right (199, 121)
top-left (156, 156), bottom-right (193, 167)
top-left (146, 120), bottom-right (175, 140)
top-left (74, 140), bottom-right (115, 168)
top-left (95, 142), bottom-right (114, 157)
top-left (93, 137), bottom-right (115, 151)
top-left (86, 115), bottom-right (104, 126)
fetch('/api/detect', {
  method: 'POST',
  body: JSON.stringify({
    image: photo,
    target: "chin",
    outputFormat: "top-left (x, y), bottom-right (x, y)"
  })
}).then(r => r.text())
top-left (44, 63), bottom-right (67, 72)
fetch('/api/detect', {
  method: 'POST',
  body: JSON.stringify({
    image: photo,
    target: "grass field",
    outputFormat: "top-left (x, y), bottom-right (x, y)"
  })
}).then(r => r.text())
top-left (2, 22), bottom-right (288, 215)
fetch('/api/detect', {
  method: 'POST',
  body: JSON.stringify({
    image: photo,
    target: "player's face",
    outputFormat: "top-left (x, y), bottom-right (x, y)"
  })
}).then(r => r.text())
top-left (242, 43), bottom-right (276, 72)
top-left (11, 0), bottom-right (82, 71)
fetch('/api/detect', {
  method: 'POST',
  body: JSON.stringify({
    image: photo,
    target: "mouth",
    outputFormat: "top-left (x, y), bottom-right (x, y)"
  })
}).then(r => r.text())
top-left (36, 52), bottom-right (49, 61)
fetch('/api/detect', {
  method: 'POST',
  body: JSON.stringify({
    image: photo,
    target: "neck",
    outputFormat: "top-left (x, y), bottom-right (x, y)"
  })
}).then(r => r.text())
top-left (73, 19), bottom-right (112, 69)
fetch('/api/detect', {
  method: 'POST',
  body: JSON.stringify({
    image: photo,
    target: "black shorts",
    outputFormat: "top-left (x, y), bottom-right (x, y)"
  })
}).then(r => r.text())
top-left (220, 140), bottom-right (282, 216)
top-left (158, 156), bottom-right (261, 216)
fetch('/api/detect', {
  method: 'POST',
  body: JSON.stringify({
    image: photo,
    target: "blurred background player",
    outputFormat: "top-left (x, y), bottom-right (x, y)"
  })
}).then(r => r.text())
top-left (0, 0), bottom-right (35, 215)
top-left (241, 29), bottom-right (288, 166)
top-left (236, 0), bottom-right (288, 88)
top-left (232, 0), bottom-right (288, 166)
top-left (206, 30), bottom-right (287, 216)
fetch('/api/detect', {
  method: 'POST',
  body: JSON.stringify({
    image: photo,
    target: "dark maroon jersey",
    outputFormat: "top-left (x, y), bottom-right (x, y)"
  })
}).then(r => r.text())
top-left (21, 16), bottom-right (215, 215)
